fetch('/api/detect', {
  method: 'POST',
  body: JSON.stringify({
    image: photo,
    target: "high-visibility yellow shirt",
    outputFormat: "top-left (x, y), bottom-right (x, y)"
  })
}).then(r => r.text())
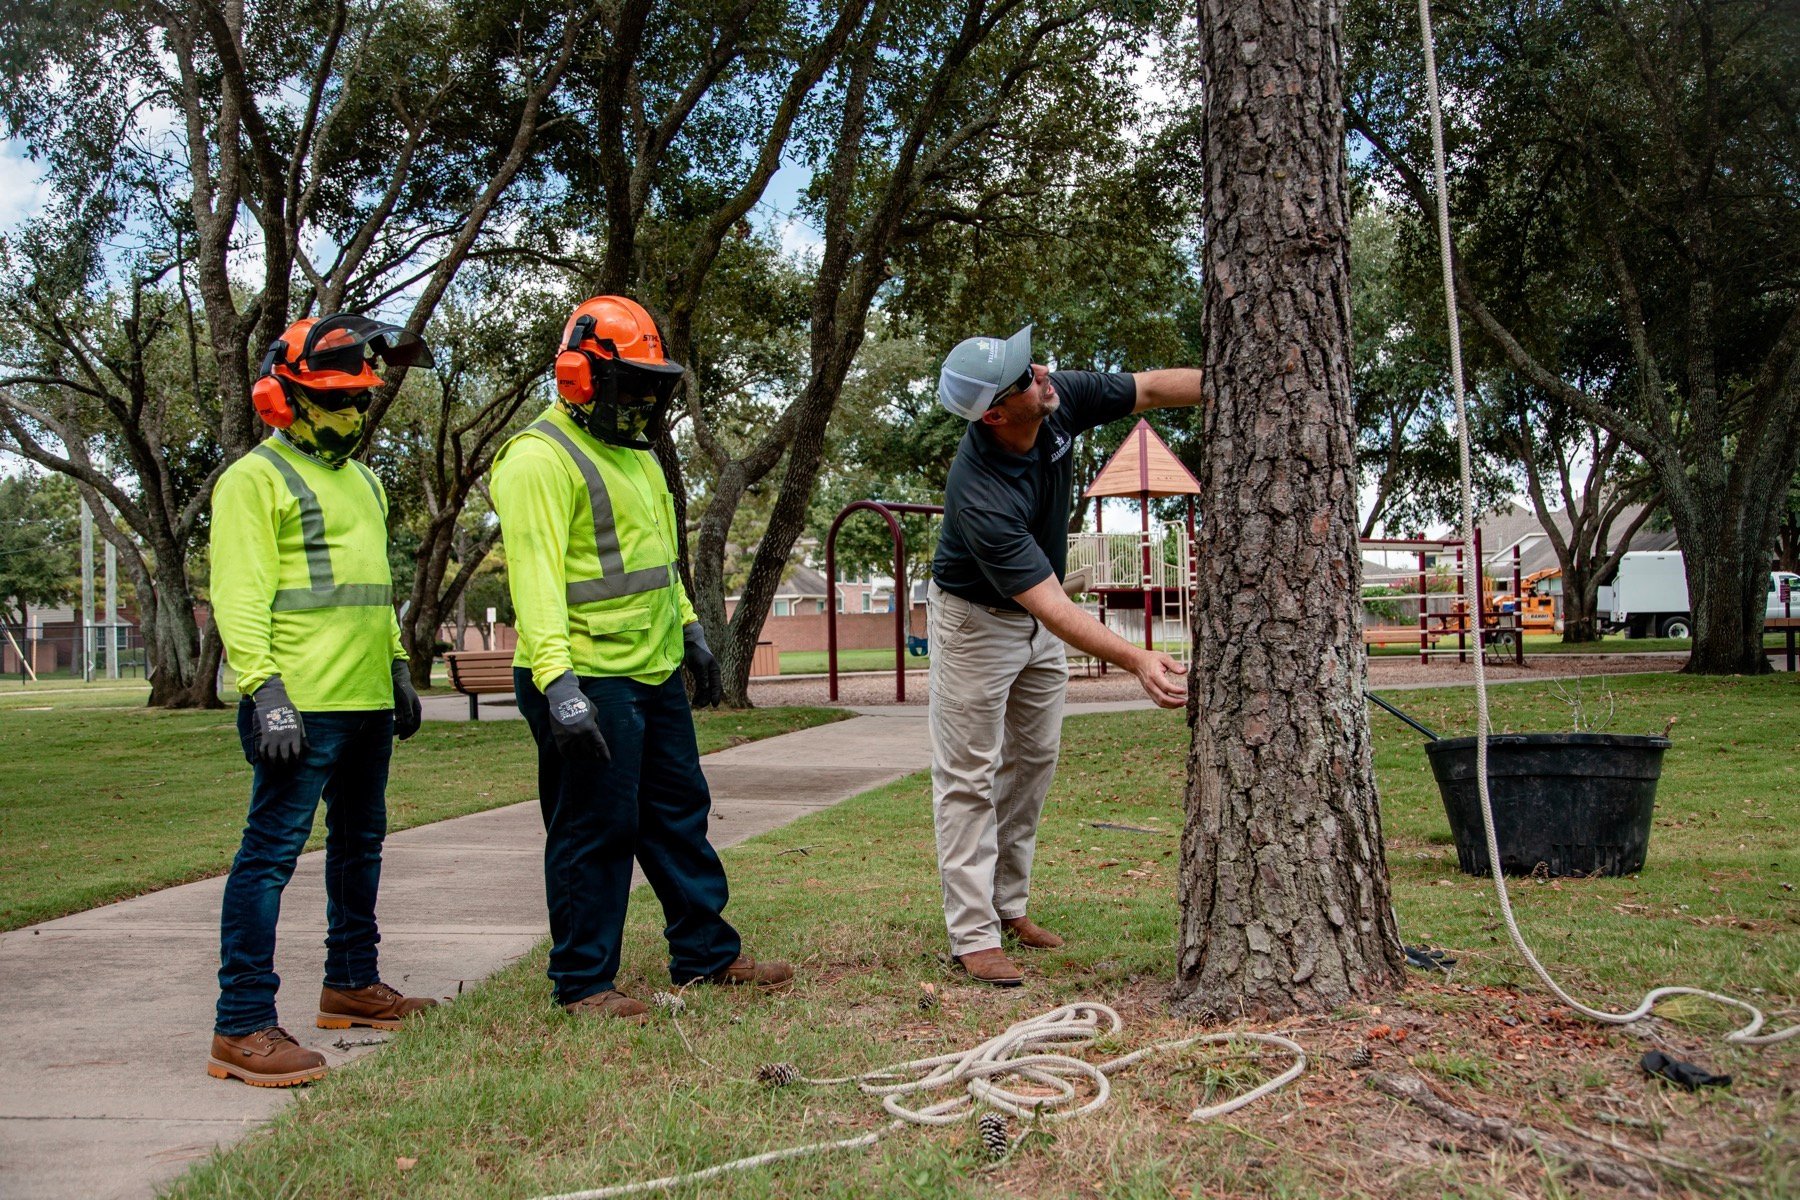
top-left (209, 435), bottom-right (404, 709)
top-left (491, 405), bottom-right (697, 692)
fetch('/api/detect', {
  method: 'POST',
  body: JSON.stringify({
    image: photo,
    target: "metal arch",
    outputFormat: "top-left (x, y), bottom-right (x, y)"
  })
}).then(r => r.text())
top-left (824, 501), bottom-right (944, 703)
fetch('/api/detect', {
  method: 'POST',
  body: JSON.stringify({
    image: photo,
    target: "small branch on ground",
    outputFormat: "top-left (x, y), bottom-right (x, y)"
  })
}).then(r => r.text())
top-left (1366, 1072), bottom-right (1658, 1194)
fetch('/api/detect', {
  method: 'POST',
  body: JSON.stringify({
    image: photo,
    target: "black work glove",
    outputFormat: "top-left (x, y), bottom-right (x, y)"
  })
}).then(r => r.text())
top-left (544, 671), bottom-right (610, 763)
top-left (391, 659), bottom-right (422, 741)
top-left (682, 622), bottom-right (723, 709)
top-left (250, 675), bottom-right (307, 766)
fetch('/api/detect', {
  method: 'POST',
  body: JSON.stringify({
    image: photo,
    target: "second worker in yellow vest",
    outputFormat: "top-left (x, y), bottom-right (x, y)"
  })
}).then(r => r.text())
top-left (491, 295), bottom-right (793, 1019)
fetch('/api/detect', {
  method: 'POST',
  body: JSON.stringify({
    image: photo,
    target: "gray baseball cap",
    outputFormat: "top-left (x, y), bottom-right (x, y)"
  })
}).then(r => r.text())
top-left (937, 324), bottom-right (1033, 420)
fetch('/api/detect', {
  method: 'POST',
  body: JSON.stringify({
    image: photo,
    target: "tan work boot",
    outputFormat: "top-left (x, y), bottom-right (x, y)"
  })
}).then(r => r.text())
top-left (1001, 916), bottom-right (1064, 950)
top-left (563, 989), bottom-right (651, 1021)
top-left (207, 1026), bottom-right (329, 1087)
top-left (702, 954), bottom-right (795, 989)
top-left (956, 948), bottom-right (1025, 987)
top-left (316, 982), bottom-right (439, 1031)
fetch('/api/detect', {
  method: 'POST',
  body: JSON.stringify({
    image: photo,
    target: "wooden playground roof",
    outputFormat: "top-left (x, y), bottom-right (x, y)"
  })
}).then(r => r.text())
top-left (1084, 418), bottom-right (1201, 498)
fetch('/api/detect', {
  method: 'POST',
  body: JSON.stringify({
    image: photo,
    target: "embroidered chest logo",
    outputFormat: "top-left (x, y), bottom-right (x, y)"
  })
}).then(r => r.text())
top-left (1049, 432), bottom-right (1071, 463)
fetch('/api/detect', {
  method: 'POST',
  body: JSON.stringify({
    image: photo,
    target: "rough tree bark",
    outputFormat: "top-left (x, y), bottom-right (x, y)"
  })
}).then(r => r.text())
top-left (1173, 0), bottom-right (1405, 1019)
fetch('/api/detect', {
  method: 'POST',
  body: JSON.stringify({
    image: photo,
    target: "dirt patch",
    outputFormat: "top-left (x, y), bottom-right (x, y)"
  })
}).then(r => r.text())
top-left (749, 655), bottom-right (1684, 708)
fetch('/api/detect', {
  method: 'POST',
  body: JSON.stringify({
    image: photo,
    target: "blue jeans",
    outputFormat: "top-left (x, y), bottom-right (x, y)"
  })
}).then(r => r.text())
top-left (215, 703), bottom-right (393, 1036)
top-left (515, 669), bottom-right (740, 1005)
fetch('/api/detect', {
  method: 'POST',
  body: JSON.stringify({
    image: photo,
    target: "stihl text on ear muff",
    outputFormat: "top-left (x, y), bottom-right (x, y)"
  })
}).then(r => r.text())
top-left (555, 316), bottom-right (603, 405)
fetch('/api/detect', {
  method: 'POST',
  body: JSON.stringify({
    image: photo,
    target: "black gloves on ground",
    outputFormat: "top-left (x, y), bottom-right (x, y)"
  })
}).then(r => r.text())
top-left (544, 671), bottom-right (610, 763)
top-left (250, 676), bottom-right (307, 766)
top-left (391, 659), bottom-right (422, 741)
top-left (683, 622), bottom-right (723, 709)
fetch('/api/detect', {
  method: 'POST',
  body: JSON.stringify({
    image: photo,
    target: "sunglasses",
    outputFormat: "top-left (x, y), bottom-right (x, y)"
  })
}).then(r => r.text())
top-left (992, 366), bottom-right (1035, 406)
top-left (301, 387), bottom-right (377, 413)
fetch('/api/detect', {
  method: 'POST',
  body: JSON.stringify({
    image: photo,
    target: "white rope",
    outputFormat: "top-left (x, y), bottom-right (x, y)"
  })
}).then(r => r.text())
top-left (528, 1003), bottom-right (1305, 1200)
top-left (1418, 0), bottom-right (1795, 1047)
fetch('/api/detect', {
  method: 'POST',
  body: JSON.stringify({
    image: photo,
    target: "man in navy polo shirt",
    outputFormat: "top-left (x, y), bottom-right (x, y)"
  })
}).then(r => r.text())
top-left (929, 324), bottom-right (1201, 986)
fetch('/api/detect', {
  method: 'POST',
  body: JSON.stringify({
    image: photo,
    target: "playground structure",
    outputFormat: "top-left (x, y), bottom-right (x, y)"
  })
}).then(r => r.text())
top-left (824, 500), bottom-right (942, 702)
top-left (820, 424), bottom-right (1533, 702)
top-left (1360, 534), bottom-right (1528, 665)
top-left (1066, 418), bottom-right (1202, 667)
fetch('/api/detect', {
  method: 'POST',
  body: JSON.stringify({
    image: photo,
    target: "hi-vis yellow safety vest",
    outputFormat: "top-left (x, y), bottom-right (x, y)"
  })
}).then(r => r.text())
top-left (209, 435), bottom-right (405, 710)
top-left (491, 406), bottom-right (697, 691)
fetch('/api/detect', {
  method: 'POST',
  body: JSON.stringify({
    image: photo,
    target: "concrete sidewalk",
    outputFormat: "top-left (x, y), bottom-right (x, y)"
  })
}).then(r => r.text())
top-left (0, 713), bottom-right (933, 1200)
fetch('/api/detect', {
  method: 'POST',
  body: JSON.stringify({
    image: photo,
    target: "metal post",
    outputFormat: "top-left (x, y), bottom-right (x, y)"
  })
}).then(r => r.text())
top-left (1416, 542), bottom-right (1428, 665)
top-left (104, 518), bottom-right (119, 679)
top-left (1140, 494), bottom-right (1153, 652)
top-left (79, 498), bottom-right (94, 682)
top-left (1512, 543), bottom-right (1524, 665)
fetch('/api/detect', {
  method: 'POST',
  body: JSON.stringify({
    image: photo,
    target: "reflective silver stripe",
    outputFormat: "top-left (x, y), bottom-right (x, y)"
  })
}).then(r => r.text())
top-left (252, 444), bottom-right (332, 591)
top-left (252, 442), bottom-right (393, 611)
top-left (566, 565), bottom-right (675, 604)
top-left (272, 583), bottom-right (394, 611)
top-left (527, 420), bottom-right (677, 605)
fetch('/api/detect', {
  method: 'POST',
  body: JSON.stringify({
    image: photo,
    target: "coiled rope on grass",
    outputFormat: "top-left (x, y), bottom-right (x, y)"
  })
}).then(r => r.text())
top-left (530, 1003), bottom-right (1305, 1200)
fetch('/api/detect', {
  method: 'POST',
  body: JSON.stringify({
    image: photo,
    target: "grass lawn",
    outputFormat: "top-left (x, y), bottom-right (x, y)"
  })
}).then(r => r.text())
top-left (0, 699), bottom-right (848, 932)
top-left (167, 674), bottom-right (1798, 1199)
top-left (773, 648), bottom-right (931, 675)
top-left (1368, 630), bottom-right (1791, 657)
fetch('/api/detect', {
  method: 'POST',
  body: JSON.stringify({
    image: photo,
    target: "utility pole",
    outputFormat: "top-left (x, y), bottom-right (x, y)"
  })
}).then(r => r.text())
top-left (79, 497), bottom-right (95, 683)
top-left (104, 510), bottom-right (119, 679)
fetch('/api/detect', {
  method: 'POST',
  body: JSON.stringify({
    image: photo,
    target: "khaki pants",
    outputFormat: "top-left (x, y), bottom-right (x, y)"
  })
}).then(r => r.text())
top-left (927, 582), bottom-right (1068, 956)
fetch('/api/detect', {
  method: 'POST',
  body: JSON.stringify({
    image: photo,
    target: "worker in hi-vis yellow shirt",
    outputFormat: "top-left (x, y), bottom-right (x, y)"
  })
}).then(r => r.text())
top-left (492, 294), bottom-right (792, 1020)
top-left (206, 314), bottom-right (438, 1087)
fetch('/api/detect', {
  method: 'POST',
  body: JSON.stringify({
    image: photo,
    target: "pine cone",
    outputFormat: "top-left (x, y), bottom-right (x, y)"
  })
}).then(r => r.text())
top-left (650, 991), bottom-right (686, 1015)
top-left (1347, 1044), bottom-right (1373, 1069)
top-left (757, 1061), bottom-right (800, 1088)
top-left (977, 1111), bottom-right (1008, 1161)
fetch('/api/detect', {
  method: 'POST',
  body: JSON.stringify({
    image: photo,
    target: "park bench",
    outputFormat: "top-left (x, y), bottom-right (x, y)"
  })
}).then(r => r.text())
top-left (1767, 616), bottom-right (1799, 672)
top-left (443, 649), bottom-right (516, 720)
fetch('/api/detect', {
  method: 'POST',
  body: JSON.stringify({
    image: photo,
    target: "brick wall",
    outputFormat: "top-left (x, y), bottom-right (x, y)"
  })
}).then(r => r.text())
top-left (752, 610), bottom-right (926, 654)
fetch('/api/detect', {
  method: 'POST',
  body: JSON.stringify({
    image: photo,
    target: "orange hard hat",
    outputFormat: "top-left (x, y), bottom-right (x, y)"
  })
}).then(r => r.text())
top-left (554, 295), bottom-right (684, 406)
top-left (252, 313), bottom-right (432, 428)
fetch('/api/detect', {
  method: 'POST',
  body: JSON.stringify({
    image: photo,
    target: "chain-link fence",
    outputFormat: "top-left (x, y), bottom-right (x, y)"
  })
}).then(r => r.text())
top-left (1, 622), bottom-right (148, 682)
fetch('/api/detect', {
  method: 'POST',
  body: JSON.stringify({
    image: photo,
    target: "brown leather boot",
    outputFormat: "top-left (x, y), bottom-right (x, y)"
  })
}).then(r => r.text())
top-left (563, 990), bottom-right (651, 1021)
top-left (1001, 916), bottom-right (1064, 950)
top-left (701, 954), bottom-right (795, 989)
top-left (316, 982), bottom-right (439, 1031)
top-left (207, 1027), bottom-right (329, 1087)
top-left (956, 948), bottom-right (1025, 987)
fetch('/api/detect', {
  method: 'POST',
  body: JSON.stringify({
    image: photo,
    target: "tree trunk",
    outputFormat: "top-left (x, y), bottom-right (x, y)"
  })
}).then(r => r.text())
top-left (1173, 0), bottom-right (1405, 1019)
top-left (1561, 563), bottom-right (1600, 644)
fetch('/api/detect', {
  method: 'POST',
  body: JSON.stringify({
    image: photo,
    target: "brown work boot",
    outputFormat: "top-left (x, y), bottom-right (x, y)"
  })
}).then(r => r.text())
top-left (562, 989), bottom-right (651, 1021)
top-left (207, 1026), bottom-right (329, 1087)
top-left (956, 948), bottom-right (1025, 987)
top-left (1001, 916), bottom-right (1064, 950)
top-left (702, 954), bottom-right (795, 989)
top-left (316, 982), bottom-right (438, 1031)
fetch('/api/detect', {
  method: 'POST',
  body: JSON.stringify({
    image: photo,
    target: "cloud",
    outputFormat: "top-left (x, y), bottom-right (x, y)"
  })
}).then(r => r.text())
top-left (0, 139), bottom-right (53, 233)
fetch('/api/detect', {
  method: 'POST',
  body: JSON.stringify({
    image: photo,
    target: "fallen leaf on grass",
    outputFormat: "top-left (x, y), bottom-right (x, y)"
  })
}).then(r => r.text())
top-left (396, 1156), bottom-right (418, 1171)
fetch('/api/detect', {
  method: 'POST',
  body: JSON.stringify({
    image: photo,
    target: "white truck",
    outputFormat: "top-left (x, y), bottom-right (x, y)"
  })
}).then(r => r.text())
top-left (1597, 551), bottom-right (1800, 639)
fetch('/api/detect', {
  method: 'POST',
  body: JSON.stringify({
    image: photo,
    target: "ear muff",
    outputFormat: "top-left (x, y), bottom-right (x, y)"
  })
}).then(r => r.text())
top-left (554, 316), bottom-right (603, 406)
top-left (555, 349), bottom-right (595, 405)
top-left (252, 340), bottom-right (295, 429)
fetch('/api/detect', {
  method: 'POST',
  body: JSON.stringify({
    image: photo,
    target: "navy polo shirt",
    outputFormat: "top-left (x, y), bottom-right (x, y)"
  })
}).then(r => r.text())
top-left (933, 370), bottom-right (1137, 611)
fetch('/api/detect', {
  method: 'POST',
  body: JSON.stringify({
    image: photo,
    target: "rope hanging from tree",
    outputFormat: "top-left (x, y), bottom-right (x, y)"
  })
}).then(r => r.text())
top-left (1420, 0), bottom-right (1795, 1049)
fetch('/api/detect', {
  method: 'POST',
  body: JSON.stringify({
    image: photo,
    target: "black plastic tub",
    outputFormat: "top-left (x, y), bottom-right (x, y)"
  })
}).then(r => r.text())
top-left (1423, 733), bottom-right (1671, 877)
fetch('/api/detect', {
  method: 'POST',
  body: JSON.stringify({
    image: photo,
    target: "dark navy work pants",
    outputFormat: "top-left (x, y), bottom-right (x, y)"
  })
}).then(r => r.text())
top-left (514, 668), bottom-right (740, 1006)
top-left (216, 704), bottom-right (392, 1036)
